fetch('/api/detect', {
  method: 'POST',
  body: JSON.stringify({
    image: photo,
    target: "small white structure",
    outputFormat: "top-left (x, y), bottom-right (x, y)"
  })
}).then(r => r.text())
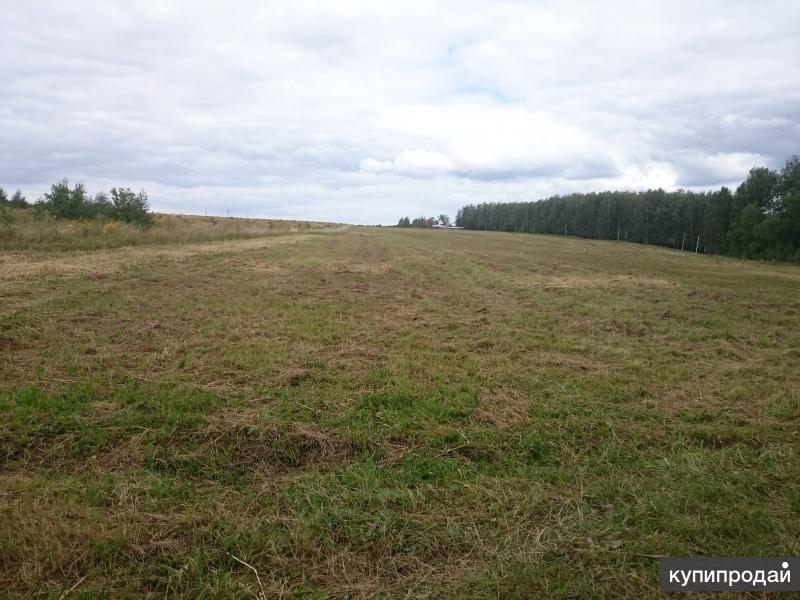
top-left (432, 224), bottom-right (463, 229)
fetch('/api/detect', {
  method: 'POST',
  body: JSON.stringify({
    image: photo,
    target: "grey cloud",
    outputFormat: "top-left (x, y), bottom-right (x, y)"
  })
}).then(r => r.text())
top-left (455, 154), bottom-right (621, 182)
top-left (1, 0), bottom-right (799, 224)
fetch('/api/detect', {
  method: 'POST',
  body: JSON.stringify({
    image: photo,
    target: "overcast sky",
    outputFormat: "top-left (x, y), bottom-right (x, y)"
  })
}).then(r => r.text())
top-left (2, 1), bottom-right (799, 224)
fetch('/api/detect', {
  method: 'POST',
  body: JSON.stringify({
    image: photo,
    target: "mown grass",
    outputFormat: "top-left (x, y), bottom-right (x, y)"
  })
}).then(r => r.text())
top-left (0, 208), bottom-right (336, 251)
top-left (0, 226), bottom-right (798, 598)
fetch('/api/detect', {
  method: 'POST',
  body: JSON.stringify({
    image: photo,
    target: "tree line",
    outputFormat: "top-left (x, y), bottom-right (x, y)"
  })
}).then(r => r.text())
top-left (0, 179), bottom-right (153, 227)
top-left (454, 155), bottom-right (800, 261)
top-left (397, 214), bottom-right (451, 228)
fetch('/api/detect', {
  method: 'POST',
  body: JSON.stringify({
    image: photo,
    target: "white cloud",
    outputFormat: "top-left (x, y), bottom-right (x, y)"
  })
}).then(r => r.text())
top-left (359, 158), bottom-right (393, 174)
top-left (393, 150), bottom-right (455, 177)
top-left (613, 162), bottom-right (681, 191)
top-left (1, 0), bottom-right (799, 224)
top-left (361, 150), bottom-right (455, 177)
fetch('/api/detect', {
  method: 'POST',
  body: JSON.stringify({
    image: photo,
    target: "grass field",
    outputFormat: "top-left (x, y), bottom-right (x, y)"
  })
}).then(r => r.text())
top-left (0, 209), bottom-right (337, 251)
top-left (1, 224), bottom-right (799, 598)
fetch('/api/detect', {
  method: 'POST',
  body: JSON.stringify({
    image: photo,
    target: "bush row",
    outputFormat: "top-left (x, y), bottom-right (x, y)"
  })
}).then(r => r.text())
top-left (1, 179), bottom-right (153, 227)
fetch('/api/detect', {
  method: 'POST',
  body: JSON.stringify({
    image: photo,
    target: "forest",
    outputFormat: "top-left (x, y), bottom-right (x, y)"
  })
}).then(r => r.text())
top-left (455, 156), bottom-right (800, 261)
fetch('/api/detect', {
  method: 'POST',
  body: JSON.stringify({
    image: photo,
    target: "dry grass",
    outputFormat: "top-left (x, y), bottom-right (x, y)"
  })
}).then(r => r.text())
top-left (0, 226), bottom-right (798, 597)
top-left (0, 231), bottom-right (337, 282)
top-left (0, 208), bottom-right (339, 251)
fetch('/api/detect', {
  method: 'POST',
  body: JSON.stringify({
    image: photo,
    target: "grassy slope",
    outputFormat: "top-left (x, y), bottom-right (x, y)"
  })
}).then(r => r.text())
top-left (0, 209), bottom-right (337, 251)
top-left (1, 227), bottom-right (798, 598)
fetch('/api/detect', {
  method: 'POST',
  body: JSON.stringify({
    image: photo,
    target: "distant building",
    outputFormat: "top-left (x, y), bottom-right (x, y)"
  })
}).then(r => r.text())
top-left (432, 224), bottom-right (463, 229)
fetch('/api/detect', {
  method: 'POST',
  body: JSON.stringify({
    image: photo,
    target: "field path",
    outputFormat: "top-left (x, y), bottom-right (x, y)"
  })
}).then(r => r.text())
top-left (0, 226), bottom-right (350, 282)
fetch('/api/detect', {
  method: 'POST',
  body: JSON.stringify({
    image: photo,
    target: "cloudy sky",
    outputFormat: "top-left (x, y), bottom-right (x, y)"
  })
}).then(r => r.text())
top-left (2, 1), bottom-right (799, 224)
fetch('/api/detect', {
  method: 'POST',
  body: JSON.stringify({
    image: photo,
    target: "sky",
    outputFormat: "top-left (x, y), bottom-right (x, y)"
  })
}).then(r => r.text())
top-left (2, 1), bottom-right (799, 224)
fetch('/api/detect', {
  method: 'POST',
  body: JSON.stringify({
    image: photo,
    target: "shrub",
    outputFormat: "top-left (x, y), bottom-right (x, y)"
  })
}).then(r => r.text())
top-left (110, 188), bottom-right (153, 227)
top-left (91, 192), bottom-right (116, 219)
top-left (38, 179), bottom-right (91, 220)
top-left (35, 180), bottom-right (154, 227)
top-left (0, 203), bottom-right (12, 225)
top-left (9, 190), bottom-right (29, 208)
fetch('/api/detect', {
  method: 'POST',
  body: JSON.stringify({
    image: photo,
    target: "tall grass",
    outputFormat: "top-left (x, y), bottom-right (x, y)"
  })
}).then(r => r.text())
top-left (0, 209), bottom-right (335, 251)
